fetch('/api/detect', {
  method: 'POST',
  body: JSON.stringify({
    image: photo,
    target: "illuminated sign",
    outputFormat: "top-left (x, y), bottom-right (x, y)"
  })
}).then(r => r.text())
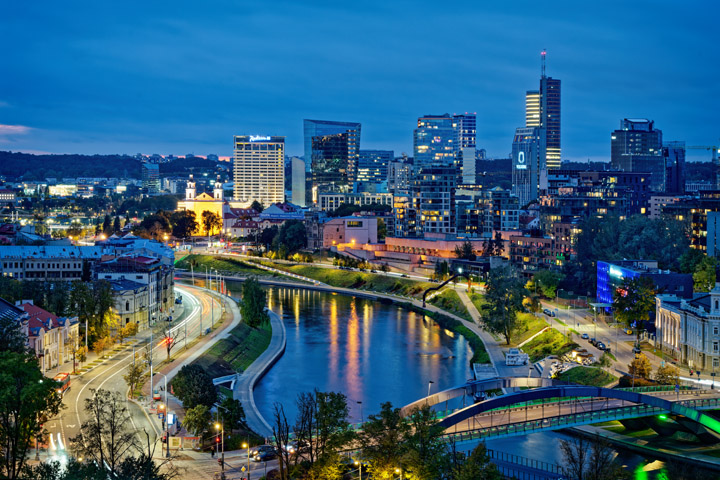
top-left (518, 152), bottom-right (525, 164)
top-left (249, 135), bottom-right (271, 142)
top-left (347, 220), bottom-right (363, 228)
top-left (609, 266), bottom-right (624, 279)
top-left (516, 165), bottom-right (527, 170)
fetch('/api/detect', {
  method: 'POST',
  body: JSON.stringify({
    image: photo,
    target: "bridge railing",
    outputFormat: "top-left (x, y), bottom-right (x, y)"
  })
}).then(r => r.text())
top-left (484, 448), bottom-right (563, 477)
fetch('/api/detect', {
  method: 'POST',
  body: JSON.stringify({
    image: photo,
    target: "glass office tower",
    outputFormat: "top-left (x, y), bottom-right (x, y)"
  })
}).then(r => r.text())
top-left (413, 114), bottom-right (457, 171)
top-left (357, 150), bottom-right (394, 184)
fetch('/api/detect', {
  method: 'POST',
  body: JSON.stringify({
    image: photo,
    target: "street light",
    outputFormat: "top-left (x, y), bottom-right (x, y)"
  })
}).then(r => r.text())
top-left (354, 460), bottom-right (363, 480)
top-left (242, 442), bottom-right (250, 479)
top-left (395, 467), bottom-right (403, 480)
top-left (155, 372), bottom-right (170, 458)
top-left (427, 380), bottom-right (434, 398)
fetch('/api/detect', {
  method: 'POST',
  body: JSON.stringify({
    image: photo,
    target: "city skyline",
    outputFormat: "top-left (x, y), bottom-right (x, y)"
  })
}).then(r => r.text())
top-left (0, 1), bottom-right (718, 162)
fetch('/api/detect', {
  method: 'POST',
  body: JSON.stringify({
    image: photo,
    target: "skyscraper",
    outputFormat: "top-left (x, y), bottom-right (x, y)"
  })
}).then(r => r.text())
top-left (413, 114), bottom-right (457, 171)
top-left (412, 165), bottom-right (456, 237)
top-left (291, 157), bottom-right (306, 206)
top-left (357, 150), bottom-right (394, 185)
top-left (303, 119), bottom-right (361, 203)
top-left (453, 113), bottom-right (477, 185)
top-left (233, 135), bottom-right (285, 206)
top-left (141, 162), bottom-right (160, 195)
top-left (663, 141), bottom-right (686, 194)
top-left (525, 52), bottom-right (561, 170)
top-left (611, 119), bottom-right (664, 191)
top-left (511, 126), bottom-right (546, 207)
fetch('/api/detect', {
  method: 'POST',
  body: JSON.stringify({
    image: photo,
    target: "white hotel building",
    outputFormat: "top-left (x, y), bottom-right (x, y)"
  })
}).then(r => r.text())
top-left (233, 135), bottom-right (285, 207)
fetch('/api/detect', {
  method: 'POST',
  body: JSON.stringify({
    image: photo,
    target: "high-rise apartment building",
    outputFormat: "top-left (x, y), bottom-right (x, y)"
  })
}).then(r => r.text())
top-left (304, 119), bottom-right (361, 203)
top-left (413, 114), bottom-right (457, 171)
top-left (611, 119), bottom-right (664, 191)
top-left (357, 150), bottom-right (393, 185)
top-left (663, 141), bottom-right (686, 195)
top-left (413, 165), bottom-right (457, 237)
top-left (453, 113), bottom-right (476, 148)
top-left (141, 162), bottom-right (160, 195)
top-left (511, 127), bottom-right (546, 207)
top-left (387, 157), bottom-right (413, 192)
top-left (233, 135), bottom-right (285, 206)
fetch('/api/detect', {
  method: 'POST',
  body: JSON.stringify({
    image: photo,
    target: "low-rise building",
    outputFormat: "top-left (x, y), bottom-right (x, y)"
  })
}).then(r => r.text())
top-left (0, 245), bottom-right (104, 280)
top-left (656, 284), bottom-right (720, 370)
top-left (17, 300), bottom-right (79, 373)
top-left (109, 278), bottom-right (151, 331)
top-left (323, 217), bottom-right (378, 248)
top-left (596, 260), bottom-right (693, 308)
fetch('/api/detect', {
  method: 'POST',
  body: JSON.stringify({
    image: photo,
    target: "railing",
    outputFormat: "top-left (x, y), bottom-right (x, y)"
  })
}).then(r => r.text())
top-left (444, 397), bottom-right (720, 442)
top-left (485, 448), bottom-right (563, 479)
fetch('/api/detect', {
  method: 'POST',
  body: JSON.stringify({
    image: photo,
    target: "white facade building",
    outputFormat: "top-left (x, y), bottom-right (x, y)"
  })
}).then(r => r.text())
top-left (233, 135), bottom-right (285, 207)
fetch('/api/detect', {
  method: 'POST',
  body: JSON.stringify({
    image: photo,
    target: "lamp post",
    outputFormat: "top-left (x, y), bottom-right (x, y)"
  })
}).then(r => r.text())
top-left (215, 419), bottom-right (225, 474)
top-left (427, 380), bottom-right (434, 398)
top-left (155, 372), bottom-right (170, 458)
top-left (357, 400), bottom-right (363, 425)
top-left (395, 467), bottom-right (403, 480)
top-left (241, 442), bottom-right (249, 479)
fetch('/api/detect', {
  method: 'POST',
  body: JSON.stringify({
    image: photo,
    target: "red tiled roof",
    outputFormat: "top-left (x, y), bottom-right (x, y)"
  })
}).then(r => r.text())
top-left (20, 302), bottom-right (61, 329)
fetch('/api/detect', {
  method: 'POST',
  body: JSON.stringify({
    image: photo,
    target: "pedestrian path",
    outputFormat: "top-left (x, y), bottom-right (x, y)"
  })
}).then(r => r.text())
top-left (233, 309), bottom-right (287, 438)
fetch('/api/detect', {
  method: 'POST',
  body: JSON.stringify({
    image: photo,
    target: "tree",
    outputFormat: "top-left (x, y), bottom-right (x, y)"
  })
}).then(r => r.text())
top-left (102, 215), bottom-right (111, 236)
top-left (481, 232), bottom-right (505, 257)
top-left (183, 404), bottom-right (211, 438)
top-left (113, 216), bottom-right (121, 233)
top-left (679, 248), bottom-right (706, 274)
top-left (560, 435), bottom-right (629, 480)
top-left (451, 442), bottom-right (501, 480)
top-left (533, 270), bottom-right (565, 299)
top-left (655, 363), bottom-right (680, 385)
top-left (71, 389), bottom-right (139, 475)
top-left (240, 277), bottom-right (269, 328)
top-left (93, 336), bottom-right (112, 358)
top-left (358, 402), bottom-right (409, 479)
top-left (454, 240), bottom-right (475, 260)
top-left (70, 280), bottom-right (114, 346)
top-left (402, 405), bottom-right (448, 480)
top-left (219, 397), bottom-right (245, 431)
top-left (377, 217), bottom-right (387, 241)
top-left (433, 261), bottom-right (450, 281)
top-left (271, 402), bottom-right (292, 480)
top-left (628, 353), bottom-right (652, 379)
top-left (480, 265), bottom-right (528, 345)
top-left (124, 361), bottom-right (145, 399)
top-left (201, 210), bottom-right (222, 238)
top-left (169, 210), bottom-right (198, 238)
top-left (171, 364), bottom-right (217, 410)
top-left (273, 220), bottom-right (307, 255)
top-left (693, 256), bottom-right (717, 292)
top-left (612, 276), bottom-right (656, 344)
top-left (250, 200), bottom-right (264, 213)
top-left (0, 352), bottom-right (62, 479)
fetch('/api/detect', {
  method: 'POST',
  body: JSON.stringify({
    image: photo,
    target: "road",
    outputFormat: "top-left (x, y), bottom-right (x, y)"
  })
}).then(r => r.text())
top-left (40, 284), bottom-right (221, 464)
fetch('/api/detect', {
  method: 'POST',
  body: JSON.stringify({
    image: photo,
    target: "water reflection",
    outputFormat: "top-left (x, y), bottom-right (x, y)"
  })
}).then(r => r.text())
top-left (249, 286), bottom-right (473, 423)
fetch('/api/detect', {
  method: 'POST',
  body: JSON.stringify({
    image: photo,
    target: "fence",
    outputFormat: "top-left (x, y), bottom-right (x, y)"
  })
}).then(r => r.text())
top-left (485, 448), bottom-right (564, 480)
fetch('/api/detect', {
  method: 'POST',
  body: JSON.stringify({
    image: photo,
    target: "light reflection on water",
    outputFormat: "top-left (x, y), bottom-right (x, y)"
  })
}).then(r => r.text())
top-left (250, 286), bottom-right (473, 423)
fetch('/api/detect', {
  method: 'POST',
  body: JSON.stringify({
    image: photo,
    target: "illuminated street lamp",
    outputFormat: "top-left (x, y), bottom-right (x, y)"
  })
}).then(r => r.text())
top-left (395, 467), bottom-right (403, 480)
top-left (242, 442), bottom-right (250, 479)
top-left (354, 460), bottom-right (363, 480)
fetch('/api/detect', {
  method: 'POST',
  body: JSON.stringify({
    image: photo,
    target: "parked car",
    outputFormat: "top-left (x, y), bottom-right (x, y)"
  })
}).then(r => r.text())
top-left (597, 342), bottom-right (606, 350)
top-left (632, 346), bottom-right (642, 355)
top-left (543, 309), bottom-right (555, 317)
top-left (581, 333), bottom-right (589, 340)
top-left (589, 338), bottom-right (597, 346)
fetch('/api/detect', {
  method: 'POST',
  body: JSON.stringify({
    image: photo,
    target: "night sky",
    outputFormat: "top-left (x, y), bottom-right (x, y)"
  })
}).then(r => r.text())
top-left (1, 1), bottom-right (718, 162)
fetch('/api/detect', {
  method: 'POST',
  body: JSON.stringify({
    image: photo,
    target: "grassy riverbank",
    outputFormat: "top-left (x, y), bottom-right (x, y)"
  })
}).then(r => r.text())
top-left (175, 254), bottom-right (270, 277)
top-left (428, 289), bottom-right (472, 321)
top-left (556, 366), bottom-right (617, 386)
top-left (522, 328), bottom-right (578, 363)
top-left (192, 320), bottom-right (273, 378)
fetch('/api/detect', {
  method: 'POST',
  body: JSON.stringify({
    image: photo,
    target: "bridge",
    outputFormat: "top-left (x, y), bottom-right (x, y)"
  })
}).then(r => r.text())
top-left (400, 377), bottom-right (720, 443)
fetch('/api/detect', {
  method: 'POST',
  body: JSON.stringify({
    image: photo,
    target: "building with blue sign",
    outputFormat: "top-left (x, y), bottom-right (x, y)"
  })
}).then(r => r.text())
top-left (597, 260), bottom-right (693, 311)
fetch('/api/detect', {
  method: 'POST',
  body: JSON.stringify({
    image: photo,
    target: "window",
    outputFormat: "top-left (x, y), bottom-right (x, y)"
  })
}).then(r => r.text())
top-left (715, 358), bottom-right (720, 368)
top-left (714, 341), bottom-right (719, 353)
top-left (715, 326), bottom-right (720, 336)
top-left (125, 301), bottom-right (130, 311)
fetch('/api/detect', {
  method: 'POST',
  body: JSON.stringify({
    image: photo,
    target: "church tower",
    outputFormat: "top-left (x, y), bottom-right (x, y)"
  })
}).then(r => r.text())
top-left (186, 174), bottom-right (196, 200)
top-left (214, 175), bottom-right (223, 201)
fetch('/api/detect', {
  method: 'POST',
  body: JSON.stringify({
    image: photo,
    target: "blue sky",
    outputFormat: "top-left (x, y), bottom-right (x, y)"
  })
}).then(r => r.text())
top-left (0, 1), bottom-right (718, 161)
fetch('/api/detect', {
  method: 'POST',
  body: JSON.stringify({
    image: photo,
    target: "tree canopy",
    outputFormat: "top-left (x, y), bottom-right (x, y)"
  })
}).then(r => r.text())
top-left (240, 277), bottom-right (269, 328)
top-left (171, 364), bottom-right (217, 410)
top-left (480, 265), bottom-right (528, 345)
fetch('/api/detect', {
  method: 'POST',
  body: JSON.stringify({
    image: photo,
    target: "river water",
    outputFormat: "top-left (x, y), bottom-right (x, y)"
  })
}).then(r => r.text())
top-left (223, 282), bottom-right (674, 477)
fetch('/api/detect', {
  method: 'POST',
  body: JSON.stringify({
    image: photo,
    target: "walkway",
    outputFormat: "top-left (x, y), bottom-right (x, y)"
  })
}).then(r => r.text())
top-left (232, 309), bottom-right (287, 438)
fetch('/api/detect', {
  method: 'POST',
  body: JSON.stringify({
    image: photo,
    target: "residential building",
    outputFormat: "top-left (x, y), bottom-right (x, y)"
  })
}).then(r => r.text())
top-left (413, 114), bottom-right (457, 171)
top-left (387, 157), bottom-right (413, 192)
top-left (611, 119), bottom-right (664, 191)
top-left (357, 150), bottom-right (393, 185)
top-left (108, 279), bottom-right (151, 330)
top-left (661, 191), bottom-right (720, 254)
top-left (413, 165), bottom-right (456, 237)
top-left (141, 162), bottom-right (160, 195)
top-left (304, 119), bottom-right (361, 202)
top-left (18, 301), bottom-right (79, 373)
top-left (454, 113), bottom-right (477, 185)
top-left (509, 234), bottom-right (555, 272)
top-left (233, 135), bottom-right (285, 207)
top-left (655, 283), bottom-right (720, 370)
top-left (0, 189), bottom-right (16, 204)
top-left (648, 195), bottom-right (685, 220)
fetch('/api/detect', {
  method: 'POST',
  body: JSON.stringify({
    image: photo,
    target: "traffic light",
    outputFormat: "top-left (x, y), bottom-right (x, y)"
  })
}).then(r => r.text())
top-left (215, 435), bottom-right (220, 444)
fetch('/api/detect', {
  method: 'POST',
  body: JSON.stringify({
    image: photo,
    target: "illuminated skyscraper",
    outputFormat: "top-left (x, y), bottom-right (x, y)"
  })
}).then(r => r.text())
top-left (525, 51), bottom-right (561, 169)
top-left (511, 126), bottom-right (546, 207)
top-left (413, 114), bottom-right (457, 171)
top-left (611, 119), bottom-right (664, 191)
top-left (303, 119), bottom-right (361, 203)
top-left (233, 135), bottom-right (285, 206)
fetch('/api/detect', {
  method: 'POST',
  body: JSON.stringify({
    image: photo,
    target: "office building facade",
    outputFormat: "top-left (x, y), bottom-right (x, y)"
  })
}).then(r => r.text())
top-left (141, 162), bottom-right (160, 195)
top-left (611, 119), bottom-right (664, 191)
top-left (357, 150), bottom-right (393, 185)
top-left (663, 141), bottom-right (686, 195)
top-left (413, 114), bottom-right (457, 171)
top-left (525, 73), bottom-right (561, 170)
top-left (291, 157), bottom-right (306, 207)
top-left (511, 126), bottom-right (546, 207)
top-left (233, 135), bottom-right (285, 207)
top-left (304, 119), bottom-right (361, 202)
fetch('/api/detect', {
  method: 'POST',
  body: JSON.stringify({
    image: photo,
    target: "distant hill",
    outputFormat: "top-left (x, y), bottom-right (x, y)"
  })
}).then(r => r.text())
top-left (0, 151), bottom-right (141, 180)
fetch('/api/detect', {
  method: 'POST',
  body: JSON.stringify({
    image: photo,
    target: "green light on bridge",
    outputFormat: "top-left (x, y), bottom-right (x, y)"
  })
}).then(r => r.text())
top-left (658, 414), bottom-right (668, 421)
top-left (634, 464), bottom-right (648, 480)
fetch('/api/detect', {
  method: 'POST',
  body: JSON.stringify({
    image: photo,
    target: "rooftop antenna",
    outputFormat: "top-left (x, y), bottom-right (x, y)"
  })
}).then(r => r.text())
top-left (541, 49), bottom-right (547, 78)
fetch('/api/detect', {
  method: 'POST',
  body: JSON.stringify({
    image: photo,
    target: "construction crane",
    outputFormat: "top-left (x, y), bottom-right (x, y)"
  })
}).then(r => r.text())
top-left (687, 144), bottom-right (720, 188)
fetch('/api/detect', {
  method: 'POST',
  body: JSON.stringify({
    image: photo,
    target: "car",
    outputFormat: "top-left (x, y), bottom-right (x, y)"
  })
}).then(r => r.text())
top-left (597, 342), bottom-right (606, 350)
top-left (401, 274), bottom-right (409, 278)
top-left (250, 445), bottom-right (275, 457)
top-left (253, 450), bottom-right (277, 462)
top-left (581, 333), bottom-right (589, 340)
top-left (543, 309), bottom-right (555, 317)
top-left (632, 346), bottom-right (642, 354)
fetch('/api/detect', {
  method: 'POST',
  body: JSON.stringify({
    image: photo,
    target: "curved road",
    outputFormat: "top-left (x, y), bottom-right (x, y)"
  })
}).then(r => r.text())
top-left (41, 284), bottom-right (218, 463)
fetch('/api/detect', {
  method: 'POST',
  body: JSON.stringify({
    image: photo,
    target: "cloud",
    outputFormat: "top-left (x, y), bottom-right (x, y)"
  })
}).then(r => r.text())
top-left (0, 124), bottom-right (31, 135)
